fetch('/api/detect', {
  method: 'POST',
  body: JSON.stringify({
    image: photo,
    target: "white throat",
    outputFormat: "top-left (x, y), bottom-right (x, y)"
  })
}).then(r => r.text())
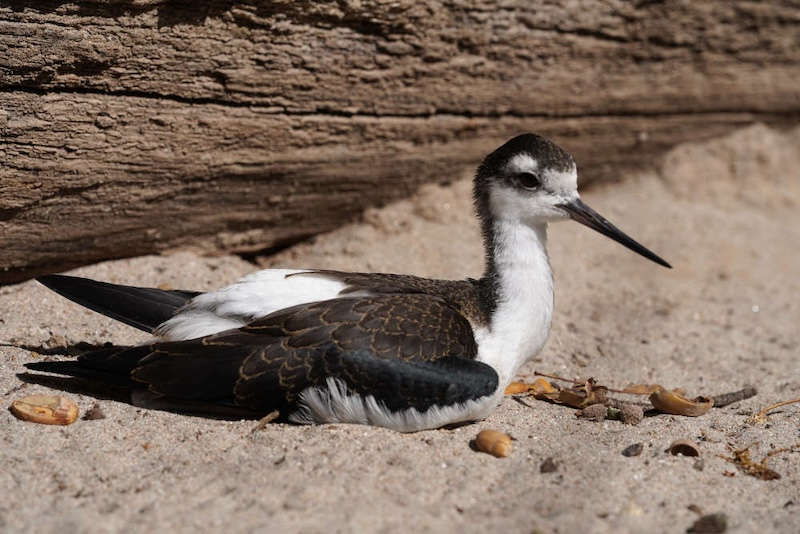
top-left (474, 219), bottom-right (554, 386)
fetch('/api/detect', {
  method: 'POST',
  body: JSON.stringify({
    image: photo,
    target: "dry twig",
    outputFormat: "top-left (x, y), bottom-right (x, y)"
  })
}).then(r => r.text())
top-left (250, 410), bottom-right (280, 433)
top-left (711, 386), bottom-right (757, 408)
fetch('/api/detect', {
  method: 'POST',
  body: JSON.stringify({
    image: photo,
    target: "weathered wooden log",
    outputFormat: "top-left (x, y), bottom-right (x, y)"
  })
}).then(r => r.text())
top-left (2, 1), bottom-right (799, 283)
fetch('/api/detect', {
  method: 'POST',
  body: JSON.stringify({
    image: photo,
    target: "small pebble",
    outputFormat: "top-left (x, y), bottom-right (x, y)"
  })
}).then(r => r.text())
top-left (540, 457), bottom-right (558, 473)
top-left (622, 443), bottom-right (644, 457)
top-left (687, 512), bottom-right (727, 533)
top-left (82, 403), bottom-right (106, 421)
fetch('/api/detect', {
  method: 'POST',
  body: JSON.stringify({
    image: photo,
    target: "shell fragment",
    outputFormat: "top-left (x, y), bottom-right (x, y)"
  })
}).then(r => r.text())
top-left (10, 395), bottom-right (79, 425)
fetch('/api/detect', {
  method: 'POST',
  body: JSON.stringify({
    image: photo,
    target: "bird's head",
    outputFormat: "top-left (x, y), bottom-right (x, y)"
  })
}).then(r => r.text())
top-left (474, 133), bottom-right (671, 268)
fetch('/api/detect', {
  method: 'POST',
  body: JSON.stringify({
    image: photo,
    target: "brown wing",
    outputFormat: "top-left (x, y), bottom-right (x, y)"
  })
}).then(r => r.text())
top-left (123, 294), bottom-right (479, 412)
top-left (241, 293), bottom-right (476, 360)
top-left (233, 294), bottom-right (478, 409)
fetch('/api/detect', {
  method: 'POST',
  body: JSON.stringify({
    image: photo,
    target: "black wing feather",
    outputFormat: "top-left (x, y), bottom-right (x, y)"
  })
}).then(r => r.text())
top-left (318, 348), bottom-right (497, 412)
top-left (37, 274), bottom-right (200, 333)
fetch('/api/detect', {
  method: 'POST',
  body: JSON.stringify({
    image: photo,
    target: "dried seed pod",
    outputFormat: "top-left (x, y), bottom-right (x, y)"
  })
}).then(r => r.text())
top-left (504, 382), bottom-right (529, 395)
top-left (667, 439), bottom-right (700, 457)
top-left (619, 403), bottom-right (644, 425)
top-left (474, 429), bottom-right (512, 458)
top-left (622, 383), bottom-right (662, 395)
top-left (554, 388), bottom-right (584, 407)
top-left (576, 403), bottom-right (607, 422)
top-left (530, 377), bottom-right (556, 395)
top-left (10, 395), bottom-right (79, 425)
top-left (650, 388), bottom-right (713, 416)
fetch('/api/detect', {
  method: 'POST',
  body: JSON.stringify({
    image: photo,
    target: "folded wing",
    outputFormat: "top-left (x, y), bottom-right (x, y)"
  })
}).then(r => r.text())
top-left (27, 294), bottom-right (497, 421)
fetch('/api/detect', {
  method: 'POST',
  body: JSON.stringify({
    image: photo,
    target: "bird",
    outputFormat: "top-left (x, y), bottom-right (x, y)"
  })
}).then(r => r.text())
top-left (26, 133), bottom-right (670, 432)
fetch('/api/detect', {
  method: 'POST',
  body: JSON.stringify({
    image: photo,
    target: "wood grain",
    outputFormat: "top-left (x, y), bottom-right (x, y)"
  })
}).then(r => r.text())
top-left (2, 1), bottom-right (799, 283)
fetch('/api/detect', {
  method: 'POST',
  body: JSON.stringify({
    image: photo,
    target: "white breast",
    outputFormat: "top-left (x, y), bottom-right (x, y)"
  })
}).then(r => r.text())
top-left (155, 269), bottom-right (353, 341)
top-left (474, 220), bottom-right (554, 387)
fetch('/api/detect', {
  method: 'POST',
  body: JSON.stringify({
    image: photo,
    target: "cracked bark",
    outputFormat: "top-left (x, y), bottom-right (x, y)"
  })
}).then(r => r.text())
top-left (1, 1), bottom-right (799, 283)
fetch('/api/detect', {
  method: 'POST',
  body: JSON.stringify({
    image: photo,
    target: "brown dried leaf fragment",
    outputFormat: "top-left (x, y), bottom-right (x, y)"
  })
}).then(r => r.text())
top-left (547, 378), bottom-right (607, 408)
top-left (732, 446), bottom-right (775, 476)
top-left (474, 429), bottom-right (512, 458)
top-left (650, 388), bottom-right (713, 416)
top-left (554, 388), bottom-right (590, 408)
top-left (10, 395), bottom-right (79, 425)
top-left (718, 443), bottom-right (800, 481)
top-left (667, 439), bottom-right (700, 457)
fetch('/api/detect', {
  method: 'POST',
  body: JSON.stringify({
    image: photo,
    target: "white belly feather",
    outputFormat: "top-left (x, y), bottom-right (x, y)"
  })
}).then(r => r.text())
top-left (289, 378), bottom-right (502, 432)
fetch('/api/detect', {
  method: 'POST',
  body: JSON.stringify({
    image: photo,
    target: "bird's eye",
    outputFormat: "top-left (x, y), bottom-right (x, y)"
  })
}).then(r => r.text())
top-left (515, 172), bottom-right (541, 189)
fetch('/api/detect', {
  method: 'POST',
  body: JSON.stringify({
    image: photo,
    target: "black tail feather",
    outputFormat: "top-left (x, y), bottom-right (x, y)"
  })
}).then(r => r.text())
top-left (25, 344), bottom-right (153, 378)
top-left (37, 274), bottom-right (200, 333)
top-left (17, 370), bottom-right (263, 420)
top-left (16, 372), bottom-right (134, 403)
top-left (78, 345), bottom-right (154, 374)
top-left (24, 360), bottom-right (136, 387)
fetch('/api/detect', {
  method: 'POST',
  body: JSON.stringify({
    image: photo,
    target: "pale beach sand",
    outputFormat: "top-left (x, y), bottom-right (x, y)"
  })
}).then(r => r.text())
top-left (1, 125), bottom-right (798, 533)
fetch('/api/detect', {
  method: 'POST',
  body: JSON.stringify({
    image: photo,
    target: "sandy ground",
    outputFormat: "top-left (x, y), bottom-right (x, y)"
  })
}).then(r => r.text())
top-left (1, 124), bottom-right (799, 533)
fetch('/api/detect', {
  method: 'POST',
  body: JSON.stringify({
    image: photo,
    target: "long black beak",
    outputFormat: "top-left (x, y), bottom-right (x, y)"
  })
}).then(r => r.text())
top-left (559, 198), bottom-right (671, 268)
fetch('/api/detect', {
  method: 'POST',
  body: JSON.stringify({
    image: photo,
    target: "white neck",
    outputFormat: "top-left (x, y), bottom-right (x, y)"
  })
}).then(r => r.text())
top-left (475, 220), bottom-right (554, 386)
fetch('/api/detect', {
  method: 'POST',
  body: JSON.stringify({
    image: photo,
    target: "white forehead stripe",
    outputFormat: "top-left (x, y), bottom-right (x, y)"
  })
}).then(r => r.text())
top-left (505, 153), bottom-right (538, 174)
top-left (543, 167), bottom-right (578, 192)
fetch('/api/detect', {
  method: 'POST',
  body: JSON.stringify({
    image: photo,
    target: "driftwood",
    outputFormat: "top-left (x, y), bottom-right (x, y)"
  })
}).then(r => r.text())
top-left (1, 1), bottom-right (799, 283)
